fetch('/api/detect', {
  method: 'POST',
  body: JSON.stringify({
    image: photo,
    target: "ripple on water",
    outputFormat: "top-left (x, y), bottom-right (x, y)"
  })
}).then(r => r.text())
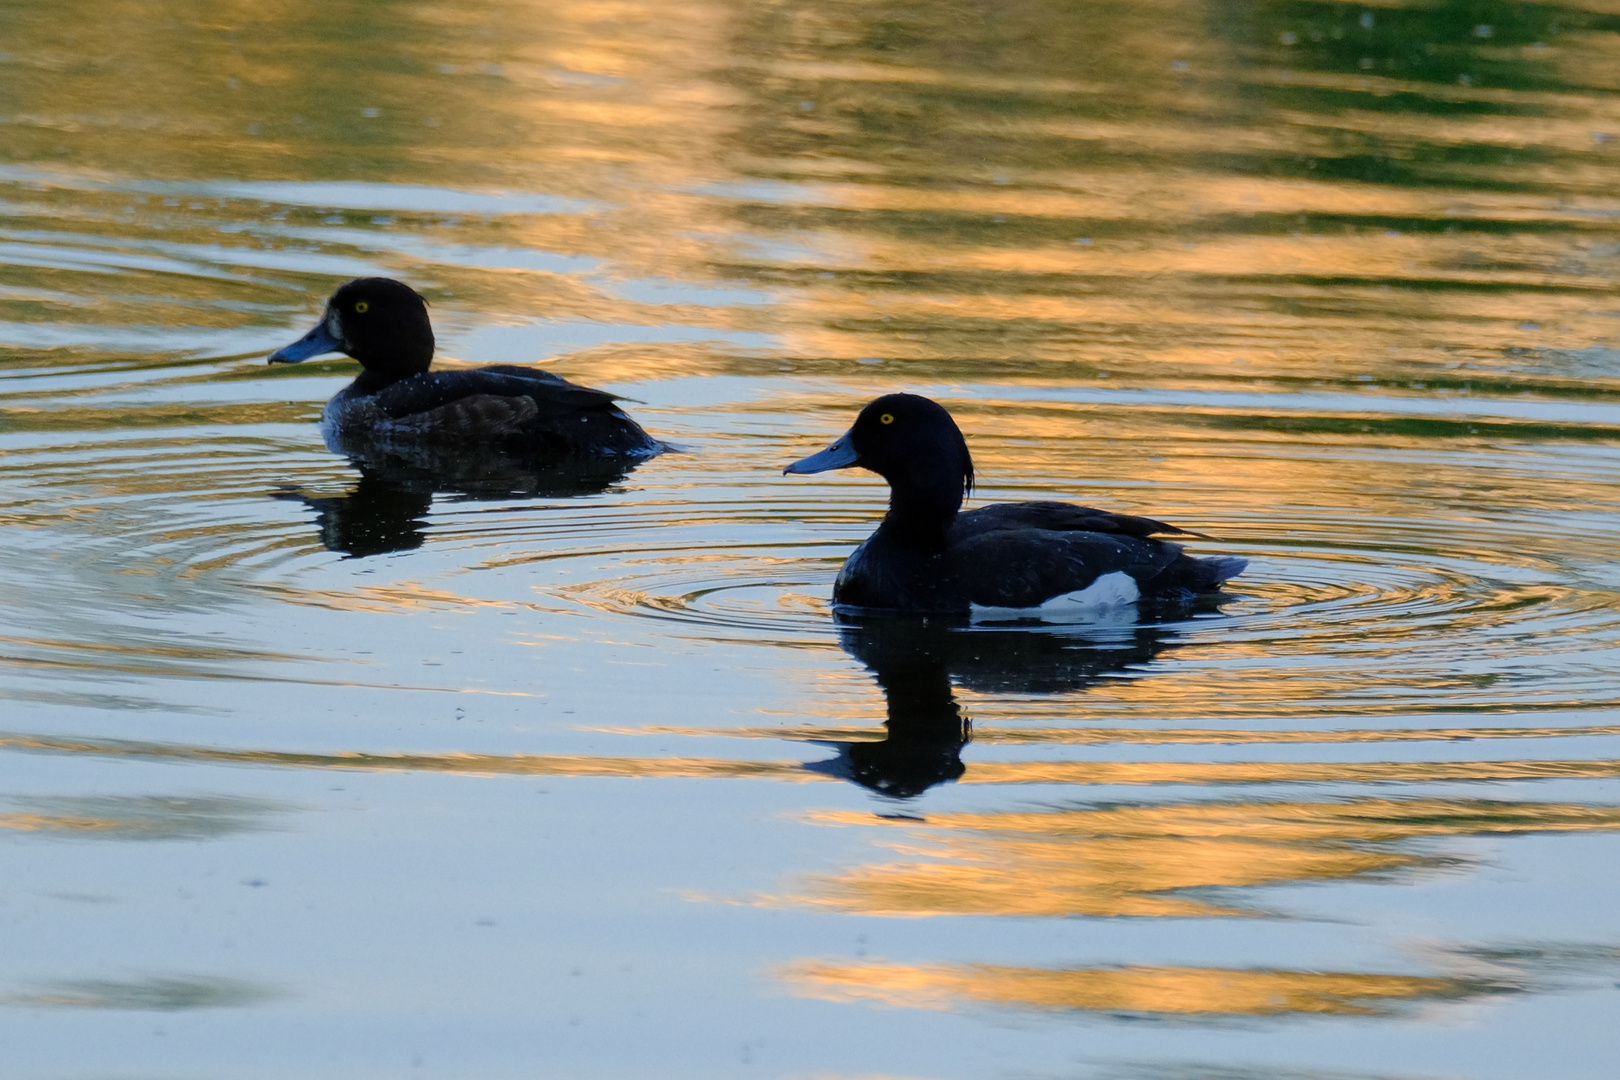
top-left (7, 362), bottom-right (1620, 735)
top-left (5, 1), bottom-right (1620, 1071)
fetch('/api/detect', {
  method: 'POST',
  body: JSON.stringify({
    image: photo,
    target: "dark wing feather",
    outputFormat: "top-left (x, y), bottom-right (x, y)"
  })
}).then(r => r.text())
top-left (372, 368), bottom-right (620, 422)
top-left (478, 365), bottom-right (575, 385)
top-left (383, 394), bottom-right (539, 438)
top-left (479, 365), bottom-right (629, 415)
top-left (956, 501), bottom-right (1211, 541)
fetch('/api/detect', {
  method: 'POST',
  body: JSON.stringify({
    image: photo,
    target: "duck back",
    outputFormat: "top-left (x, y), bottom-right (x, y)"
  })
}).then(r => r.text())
top-left (832, 502), bottom-right (1244, 615)
top-left (326, 365), bottom-right (661, 456)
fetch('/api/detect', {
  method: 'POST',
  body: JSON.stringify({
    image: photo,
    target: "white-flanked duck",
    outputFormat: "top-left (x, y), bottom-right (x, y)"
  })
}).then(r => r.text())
top-left (784, 393), bottom-right (1246, 617)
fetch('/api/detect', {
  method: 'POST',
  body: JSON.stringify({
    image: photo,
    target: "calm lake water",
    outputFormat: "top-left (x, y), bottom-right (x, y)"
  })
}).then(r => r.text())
top-left (4, 1), bottom-right (1620, 1077)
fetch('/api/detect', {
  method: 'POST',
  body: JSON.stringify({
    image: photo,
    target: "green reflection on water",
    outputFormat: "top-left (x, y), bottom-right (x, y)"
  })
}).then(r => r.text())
top-left (0, 794), bottom-right (285, 841)
top-left (0, 975), bottom-right (280, 1011)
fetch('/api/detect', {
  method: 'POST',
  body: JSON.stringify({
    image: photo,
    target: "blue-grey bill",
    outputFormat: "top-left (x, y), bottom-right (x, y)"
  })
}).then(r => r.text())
top-left (783, 431), bottom-right (859, 475)
top-left (268, 317), bottom-right (341, 364)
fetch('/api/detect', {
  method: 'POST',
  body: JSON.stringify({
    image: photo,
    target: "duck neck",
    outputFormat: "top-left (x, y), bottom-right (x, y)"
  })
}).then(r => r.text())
top-left (349, 324), bottom-right (434, 395)
top-left (351, 366), bottom-right (409, 395)
top-left (879, 484), bottom-right (960, 552)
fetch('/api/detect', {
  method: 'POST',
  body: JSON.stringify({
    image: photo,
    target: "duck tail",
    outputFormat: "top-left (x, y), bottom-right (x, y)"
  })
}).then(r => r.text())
top-left (1147, 552), bottom-right (1248, 601)
top-left (1198, 555), bottom-right (1249, 590)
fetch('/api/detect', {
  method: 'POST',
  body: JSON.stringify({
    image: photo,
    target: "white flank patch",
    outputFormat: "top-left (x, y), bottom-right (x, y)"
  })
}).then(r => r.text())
top-left (970, 570), bottom-right (1141, 624)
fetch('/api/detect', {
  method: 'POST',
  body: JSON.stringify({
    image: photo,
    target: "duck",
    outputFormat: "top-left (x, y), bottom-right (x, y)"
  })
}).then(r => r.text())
top-left (784, 393), bottom-right (1247, 616)
top-left (268, 277), bottom-right (663, 457)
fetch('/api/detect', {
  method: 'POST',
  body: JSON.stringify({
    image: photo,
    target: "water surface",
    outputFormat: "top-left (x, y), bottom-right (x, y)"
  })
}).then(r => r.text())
top-left (3, 1), bottom-right (1620, 1077)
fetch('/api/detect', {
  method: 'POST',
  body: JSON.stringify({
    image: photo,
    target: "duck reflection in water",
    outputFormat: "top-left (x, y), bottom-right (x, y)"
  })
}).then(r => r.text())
top-left (276, 438), bottom-right (644, 558)
top-left (813, 612), bottom-right (1177, 799)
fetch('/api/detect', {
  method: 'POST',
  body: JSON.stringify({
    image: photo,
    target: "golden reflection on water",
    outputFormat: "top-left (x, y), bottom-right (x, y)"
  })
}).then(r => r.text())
top-left (0, 0), bottom-right (752, 373)
top-left (965, 759), bottom-right (1620, 785)
top-left (616, 721), bottom-right (1620, 745)
top-left (0, 795), bottom-right (280, 841)
top-left (0, 731), bottom-right (821, 782)
top-left (6, 0), bottom-right (1620, 384)
top-left (0, 0), bottom-right (735, 186)
top-left (11, 726), bottom-right (1620, 796)
top-left (261, 582), bottom-right (530, 614)
top-left (783, 959), bottom-right (1509, 1018)
top-left (786, 799), bottom-right (1620, 919)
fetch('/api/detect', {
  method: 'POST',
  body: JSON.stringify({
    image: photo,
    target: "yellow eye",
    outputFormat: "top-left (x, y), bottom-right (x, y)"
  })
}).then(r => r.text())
top-left (879, 413), bottom-right (894, 425)
top-left (353, 301), bottom-right (370, 314)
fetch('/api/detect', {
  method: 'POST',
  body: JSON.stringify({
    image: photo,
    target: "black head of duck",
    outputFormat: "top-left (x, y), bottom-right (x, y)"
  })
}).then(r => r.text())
top-left (786, 393), bottom-right (973, 546)
top-left (785, 393), bottom-right (1246, 616)
top-left (269, 277), bottom-right (662, 457)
